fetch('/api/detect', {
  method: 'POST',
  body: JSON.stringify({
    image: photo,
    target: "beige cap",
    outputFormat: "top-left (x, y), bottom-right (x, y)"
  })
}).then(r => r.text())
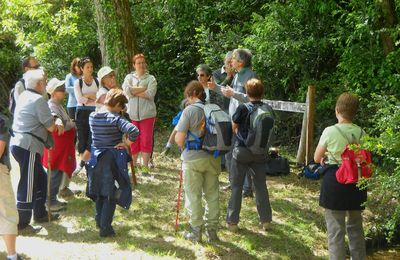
top-left (97, 66), bottom-right (115, 83)
top-left (46, 78), bottom-right (65, 94)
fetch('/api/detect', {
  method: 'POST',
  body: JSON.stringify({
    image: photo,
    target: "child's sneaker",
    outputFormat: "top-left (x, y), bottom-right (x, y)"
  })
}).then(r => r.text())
top-left (141, 166), bottom-right (150, 177)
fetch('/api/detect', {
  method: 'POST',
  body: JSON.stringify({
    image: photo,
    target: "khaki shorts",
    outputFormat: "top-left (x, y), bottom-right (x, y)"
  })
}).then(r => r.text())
top-left (0, 164), bottom-right (18, 235)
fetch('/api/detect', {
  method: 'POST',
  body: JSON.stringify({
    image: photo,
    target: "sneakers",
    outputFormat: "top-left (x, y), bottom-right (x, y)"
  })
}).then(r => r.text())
top-left (47, 200), bottom-right (67, 212)
top-left (261, 221), bottom-right (272, 231)
top-left (18, 224), bottom-right (42, 236)
top-left (184, 226), bottom-right (202, 243)
top-left (205, 229), bottom-right (219, 242)
top-left (141, 166), bottom-right (150, 177)
top-left (226, 223), bottom-right (238, 232)
top-left (58, 187), bottom-right (74, 199)
top-left (34, 213), bottom-right (60, 223)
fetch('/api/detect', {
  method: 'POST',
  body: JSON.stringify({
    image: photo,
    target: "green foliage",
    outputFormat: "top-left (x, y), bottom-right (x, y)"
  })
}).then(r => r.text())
top-left (364, 95), bottom-right (400, 243)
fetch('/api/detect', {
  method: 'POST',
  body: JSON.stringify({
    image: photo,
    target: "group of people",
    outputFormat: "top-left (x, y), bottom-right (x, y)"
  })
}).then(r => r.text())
top-left (0, 48), bottom-right (368, 260)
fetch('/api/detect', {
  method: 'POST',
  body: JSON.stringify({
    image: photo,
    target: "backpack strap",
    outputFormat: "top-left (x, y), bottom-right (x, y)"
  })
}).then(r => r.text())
top-left (20, 78), bottom-right (26, 90)
top-left (334, 125), bottom-right (363, 144)
top-left (79, 78), bottom-right (83, 91)
top-left (94, 78), bottom-right (99, 88)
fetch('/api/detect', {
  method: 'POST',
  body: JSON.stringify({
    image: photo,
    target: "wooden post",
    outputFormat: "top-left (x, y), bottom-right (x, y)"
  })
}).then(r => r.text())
top-left (305, 85), bottom-right (316, 163)
top-left (296, 107), bottom-right (307, 165)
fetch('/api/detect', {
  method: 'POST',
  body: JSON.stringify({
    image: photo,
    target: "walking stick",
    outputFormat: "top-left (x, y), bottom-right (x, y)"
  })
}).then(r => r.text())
top-left (127, 147), bottom-right (137, 186)
top-left (47, 148), bottom-right (52, 222)
top-left (175, 168), bottom-right (183, 232)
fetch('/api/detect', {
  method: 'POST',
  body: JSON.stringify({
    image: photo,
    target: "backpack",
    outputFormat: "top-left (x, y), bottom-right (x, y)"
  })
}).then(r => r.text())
top-left (332, 126), bottom-right (373, 184)
top-left (79, 78), bottom-right (99, 91)
top-left (302, 160), bottom-right (324, 180)
top-left (241, 102), bottom-right (275, 155)
top-left (8, 78), bottom-right (25, 116)
top-left (186, 103), bottom-right (232, 157)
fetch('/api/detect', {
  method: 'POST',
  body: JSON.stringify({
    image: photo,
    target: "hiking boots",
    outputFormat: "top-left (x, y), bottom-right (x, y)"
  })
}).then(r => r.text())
top-left (261, 221), bottom-right (272, 231)
top-left (58, 187), bottom-right (74, 199)
top-left (100, 226), bottom-right (116, 237)
top-left (205, 228), bottom-right (219, 242)
top-left (34, 213), bottom-right (60, 223)
top-left (184, 225), bottom-right (202, 243)
top-left (226, 223), bottom-right (239, 232)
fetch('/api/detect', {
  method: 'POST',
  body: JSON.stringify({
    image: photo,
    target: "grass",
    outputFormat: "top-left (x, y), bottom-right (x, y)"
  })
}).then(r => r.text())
top-left (0, 130), bottom-right (398, 259)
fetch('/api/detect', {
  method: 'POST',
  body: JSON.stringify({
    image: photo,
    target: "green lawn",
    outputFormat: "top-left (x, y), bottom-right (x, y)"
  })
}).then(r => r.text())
top-left (1, 131), bottom-right (397, 259)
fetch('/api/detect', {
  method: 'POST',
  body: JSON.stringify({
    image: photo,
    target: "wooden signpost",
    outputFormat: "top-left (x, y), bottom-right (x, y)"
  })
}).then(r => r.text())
top-left (263, 85), bottom-right (316, 165)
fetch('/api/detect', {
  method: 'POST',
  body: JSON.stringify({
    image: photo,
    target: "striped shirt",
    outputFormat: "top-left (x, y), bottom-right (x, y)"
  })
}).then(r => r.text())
top-left (89, 111), bottom-right (139, 149)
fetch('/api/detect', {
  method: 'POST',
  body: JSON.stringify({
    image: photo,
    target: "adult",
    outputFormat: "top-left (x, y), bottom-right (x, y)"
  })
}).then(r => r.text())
top-left (88, 89), bottom-right (139, 237)
top-left (73, 57), bottom-right (99, 174)
top-left (175, 80), bottom-right (221, 242)
top-left (209, 48), bottom-right (256, 197)
top-left (314, 93), bottom-right (367, 260)
top-left (0, 114), bottom-right (19, 260)
top-left (196, 64), bottom-right (224, 108)
top-left (13, 56), bottom-right (40, 103)
top-left (42, 78), bottom-right (76, 211)
top-left (10, 69), bottom-right (63, 231)
top-left (65, 57), bottom-right (82, 120)
top-left (226, 79), bottom-right (273, 232)
top-left (122, 53), bottom-right (157, 177)
top-left (96, 66), bottom-right (117, 111)
top-left (212, 51), bottom-right (235, 113)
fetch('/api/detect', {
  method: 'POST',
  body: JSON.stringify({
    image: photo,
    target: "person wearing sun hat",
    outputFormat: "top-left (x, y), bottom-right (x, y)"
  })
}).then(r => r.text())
top-left (41, 78), bottom-right (76, 212)
top-left (96, 66), bottom-right (118, 111)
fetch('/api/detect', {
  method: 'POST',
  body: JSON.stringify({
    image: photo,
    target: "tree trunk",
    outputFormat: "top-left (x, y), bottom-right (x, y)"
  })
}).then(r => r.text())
top-left (378, 0), bottom-right (397, 55)
top-left (93, 0), bottom-right (109, 65)
top-left (111, 0), bottom-right (138, 74)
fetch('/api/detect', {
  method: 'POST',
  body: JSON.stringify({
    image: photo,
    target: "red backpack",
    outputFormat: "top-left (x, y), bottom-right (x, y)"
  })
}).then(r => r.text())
top-left (332, 126), bottom-right (372, 184)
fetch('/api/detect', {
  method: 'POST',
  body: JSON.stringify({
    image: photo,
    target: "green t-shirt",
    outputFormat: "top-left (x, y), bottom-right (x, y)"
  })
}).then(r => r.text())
top-left (318, 123), bottom-right (364, 164)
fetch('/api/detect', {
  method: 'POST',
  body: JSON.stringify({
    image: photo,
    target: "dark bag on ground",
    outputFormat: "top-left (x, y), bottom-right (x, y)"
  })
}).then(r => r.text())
top-left (265, 155), bottom-right (290, 176)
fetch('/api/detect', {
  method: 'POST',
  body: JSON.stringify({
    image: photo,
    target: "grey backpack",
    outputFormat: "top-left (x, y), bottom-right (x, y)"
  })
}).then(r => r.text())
top-left (243, 102), bottom-right (275, 155)
top-left (192, 103), bottom-right (232, 157)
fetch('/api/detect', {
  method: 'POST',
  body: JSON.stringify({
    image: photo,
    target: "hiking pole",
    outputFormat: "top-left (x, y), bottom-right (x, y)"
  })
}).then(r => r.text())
top-left (175, 167), bottom-right (183, 232)
top-left (47, 148), bottom-right (52, 222)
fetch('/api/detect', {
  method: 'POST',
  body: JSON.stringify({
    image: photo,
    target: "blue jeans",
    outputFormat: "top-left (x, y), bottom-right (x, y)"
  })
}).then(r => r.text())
top-left (95, 196), bottom-right (116, 234)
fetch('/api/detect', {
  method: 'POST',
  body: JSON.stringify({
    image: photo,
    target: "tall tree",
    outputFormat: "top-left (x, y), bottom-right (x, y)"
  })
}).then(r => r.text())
top-left (93, 0), bottom-right (138, 78)
top-left (377, 0), bottom-right (397, 55)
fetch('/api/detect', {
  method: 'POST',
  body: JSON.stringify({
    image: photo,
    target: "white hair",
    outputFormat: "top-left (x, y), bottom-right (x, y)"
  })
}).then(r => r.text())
top-left (24, 69), bottom-right (45, 90)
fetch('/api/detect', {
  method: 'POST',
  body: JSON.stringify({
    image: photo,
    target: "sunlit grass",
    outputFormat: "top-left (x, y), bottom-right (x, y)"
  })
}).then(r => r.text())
top-left (1, 130), bottom-right (394, 259)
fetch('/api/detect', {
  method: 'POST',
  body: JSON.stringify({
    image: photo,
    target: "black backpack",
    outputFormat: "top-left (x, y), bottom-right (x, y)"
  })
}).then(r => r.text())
top-left (8, 78), bottom-right (25, 116)
top-left (241, 102), bottom-right (275, 155)
top-left (79, 78), bottom-right (99, 90)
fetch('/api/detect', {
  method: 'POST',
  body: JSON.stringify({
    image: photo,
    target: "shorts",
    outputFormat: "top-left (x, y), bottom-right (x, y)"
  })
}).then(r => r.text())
top-left (0, 164), bottom-right (19, 235)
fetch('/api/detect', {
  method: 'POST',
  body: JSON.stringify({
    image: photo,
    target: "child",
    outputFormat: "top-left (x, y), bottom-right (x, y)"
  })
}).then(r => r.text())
top-left (226, 78), bottom-right (273, 232)
top-left (175, 80), bottom-right (221, 242)
top-left (314, 92), bottom-right (367, 259)
top-left (42, 78), bottom-right (76, 211)
top-left (87, 89), bottom-right (139, 237)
